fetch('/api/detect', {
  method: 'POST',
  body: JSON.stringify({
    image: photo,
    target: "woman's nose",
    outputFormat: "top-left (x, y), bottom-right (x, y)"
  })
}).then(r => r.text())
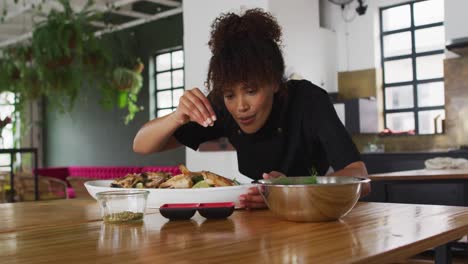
top-left (237, 97), bottom-right (249, 112)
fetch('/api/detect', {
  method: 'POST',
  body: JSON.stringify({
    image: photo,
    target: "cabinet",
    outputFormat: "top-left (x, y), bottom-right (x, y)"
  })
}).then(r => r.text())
top-left (338, 68), bottom-right (382, 99)
top-left (362, 180), bottom-right (468, 206)
top-left (333, 98), bottom-right (379, 133)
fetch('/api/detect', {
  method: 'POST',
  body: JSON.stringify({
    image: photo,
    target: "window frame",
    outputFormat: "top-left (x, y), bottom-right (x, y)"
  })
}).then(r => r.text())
top-left (0, 92), bottom-right (16, 169)
top-left (379, 0), bottom-right (445, 134)
top-left (152, 46), bottom-right (184, 117)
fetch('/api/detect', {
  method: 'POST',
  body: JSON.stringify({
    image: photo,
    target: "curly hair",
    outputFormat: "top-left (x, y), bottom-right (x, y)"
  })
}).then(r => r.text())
top-left (206, 8), bottom-right (286, 102)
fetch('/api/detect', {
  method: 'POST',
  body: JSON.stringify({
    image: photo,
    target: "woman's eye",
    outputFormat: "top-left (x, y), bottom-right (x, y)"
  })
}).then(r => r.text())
top-left (247, 89), bottom-right (256, 95)
top-left (224, 94), bottom-right (233, 99)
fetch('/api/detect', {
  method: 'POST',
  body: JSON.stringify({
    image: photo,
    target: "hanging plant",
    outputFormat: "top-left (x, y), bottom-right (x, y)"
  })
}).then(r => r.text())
top-left (111, 60), bottom-right (144, 125)
top-left (30, 0), bottom-right (111, 113)
top-left (0, 0), bottom-right (145, 125)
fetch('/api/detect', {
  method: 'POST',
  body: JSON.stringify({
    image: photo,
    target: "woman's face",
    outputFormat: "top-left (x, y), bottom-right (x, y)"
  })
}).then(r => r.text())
top-left (223, 83), bottom-right (278, 134)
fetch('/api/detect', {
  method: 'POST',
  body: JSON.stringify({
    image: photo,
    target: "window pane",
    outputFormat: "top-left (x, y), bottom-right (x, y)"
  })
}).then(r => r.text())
top-left (156, 72), bottom-right (171, 90)
top-left (172, 50), bottom-right (184, 68)
top-left (0, 105), bottom-right (14, 119)
top-left (415, 26), bottom-right (445, 53)
top-left (418, 109), bottom-right (445, 134)
top-left (0, 92), bottom-right (14, 104)
top-left (383, 32), bottom-right (412, 57)
top-left (384, 59), bottom-right (413, 83)
top-left (0, 154), bottom-right (9, 166)
top-left (157, 109), bottom-right (174, 117)
top-left (172, 88), bottom-right (184, 107)
top-left (157, 90), bottom-right (172, 108)
top-left (382, 5), bottom-right (411, 31)
top-left (386, 112), bottom-right (415, 131)
top-left (416, 54), bottom-right (444, 80)
top-left (172, 69), bottom-right (184, 88)
top-left (417, 82), bottom-right (444, 107)
top-left (414, 0), bottom-right (444, 26)
top-left (1, 127), bottom-right (13, 148)
top-left (156, 53), bottom-right (171, 72)
top-left (385, 85), bottom-right (414, 110)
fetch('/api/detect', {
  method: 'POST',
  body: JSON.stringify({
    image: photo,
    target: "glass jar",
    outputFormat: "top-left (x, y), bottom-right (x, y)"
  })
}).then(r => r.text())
top-left (96, 190), bottom-right (149, 223)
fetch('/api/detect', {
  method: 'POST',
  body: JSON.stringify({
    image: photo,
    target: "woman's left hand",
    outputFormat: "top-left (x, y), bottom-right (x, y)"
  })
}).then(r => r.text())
top-left (239, 171), bottom-right (285, 209)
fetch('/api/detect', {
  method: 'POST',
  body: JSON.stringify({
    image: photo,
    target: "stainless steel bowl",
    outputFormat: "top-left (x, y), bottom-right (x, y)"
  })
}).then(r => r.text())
top-left (258, 176), bottom-right (370, 222)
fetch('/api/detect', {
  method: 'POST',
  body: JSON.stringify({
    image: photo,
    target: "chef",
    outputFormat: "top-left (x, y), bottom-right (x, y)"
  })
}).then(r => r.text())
top-left (133, 8), bottom-right (370, 209)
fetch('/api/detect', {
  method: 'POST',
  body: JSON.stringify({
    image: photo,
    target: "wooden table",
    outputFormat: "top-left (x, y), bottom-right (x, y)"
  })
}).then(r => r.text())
top-left (1, 200), bottom-right (468, 263)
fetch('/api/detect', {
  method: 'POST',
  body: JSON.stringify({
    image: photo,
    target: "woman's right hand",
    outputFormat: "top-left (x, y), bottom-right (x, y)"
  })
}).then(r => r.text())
top-left (239, 171), bottom-right (286, 209)
top-left (172, 88), bottom-right (217, 127)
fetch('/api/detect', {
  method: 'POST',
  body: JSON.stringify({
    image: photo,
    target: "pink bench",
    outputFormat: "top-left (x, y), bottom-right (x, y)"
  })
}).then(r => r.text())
top-left (68, 166), bottom-right (143, 179)
top-left (35, 166), bottom-right (181, 198)
top-left (36, 166), bottom-right (181, 181)
top-left (141, 166), bottom-right (181, 175)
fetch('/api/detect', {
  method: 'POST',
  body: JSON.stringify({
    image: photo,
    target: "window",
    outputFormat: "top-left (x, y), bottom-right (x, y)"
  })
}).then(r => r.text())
top-left (380, 0), bottom-right (445, 134)
top-left (0, 92), bottom-right (15, 171)
top-left (152, 48), bottom-right (184, 117)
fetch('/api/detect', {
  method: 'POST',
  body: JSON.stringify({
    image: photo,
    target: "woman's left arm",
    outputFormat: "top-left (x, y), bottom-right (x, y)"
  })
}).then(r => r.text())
top-left (328, 161), bottom-right (371, 197)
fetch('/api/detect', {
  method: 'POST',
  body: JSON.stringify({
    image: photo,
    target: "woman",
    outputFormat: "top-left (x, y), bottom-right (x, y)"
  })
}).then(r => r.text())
top-left (133, 8), bottom-right (370, 209)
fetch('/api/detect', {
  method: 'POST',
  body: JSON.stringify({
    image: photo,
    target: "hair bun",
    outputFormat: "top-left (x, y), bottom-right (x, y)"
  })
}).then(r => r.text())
top-left (209, 8), bottom-right (282, 54)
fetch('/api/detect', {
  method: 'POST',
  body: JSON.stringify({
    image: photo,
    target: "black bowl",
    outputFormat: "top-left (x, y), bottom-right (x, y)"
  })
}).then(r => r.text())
top-left (197, 202), bottom-right (235, 219)
top-left (159, 203), bottom-right (199, 220)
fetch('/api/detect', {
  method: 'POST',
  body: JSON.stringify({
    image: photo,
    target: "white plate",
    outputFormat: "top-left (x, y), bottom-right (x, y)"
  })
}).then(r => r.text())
top-left (84, 180), bottom-right (255, 208)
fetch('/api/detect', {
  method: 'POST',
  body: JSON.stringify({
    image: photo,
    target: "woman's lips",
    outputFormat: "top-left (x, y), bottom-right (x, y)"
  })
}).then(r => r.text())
top-left (238, 115), bottom-right (255, 125)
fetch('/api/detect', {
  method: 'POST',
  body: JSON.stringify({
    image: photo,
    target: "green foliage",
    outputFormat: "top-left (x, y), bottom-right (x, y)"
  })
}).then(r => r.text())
top-left (0, 0), bottom-right (144, 125)
top-left (30, 0), bottom-right (109, 113)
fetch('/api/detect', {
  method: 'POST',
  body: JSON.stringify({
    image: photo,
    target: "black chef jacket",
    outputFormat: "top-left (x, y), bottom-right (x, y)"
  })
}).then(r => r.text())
top-left (174, 80), bottom-right (361, 180)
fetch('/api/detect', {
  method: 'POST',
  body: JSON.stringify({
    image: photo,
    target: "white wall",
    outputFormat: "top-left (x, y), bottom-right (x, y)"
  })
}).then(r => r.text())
top-left (183, 0), bottom-right (268, 178)
top-left (445, 0), bottom-right (468, 41)
top-left (269, 0), bottom-right (337, 92)
top-left (328, 0), bottom-right (412, 72)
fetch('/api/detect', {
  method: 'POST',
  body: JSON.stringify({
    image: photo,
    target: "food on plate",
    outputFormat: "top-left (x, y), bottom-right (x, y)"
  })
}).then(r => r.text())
top-left (110, 164), bottom-right (238, 189)
top-left (192, 181), bottom-right (211, 188)
top-left (202, 171), bottom-right (235, 187)
top-left (110, 171), bottom-right (170, 188)
top-left (159, 174), bottom-right (193, 188)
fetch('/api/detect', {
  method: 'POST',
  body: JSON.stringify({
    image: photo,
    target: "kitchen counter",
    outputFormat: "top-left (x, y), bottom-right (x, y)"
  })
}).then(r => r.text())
top-left (363, 168), bottom-right (468, 207)
top-left (369, 168), bottom-right (468, 181)
top-left (361, 151), bottom-right (468, 174)
top-left (1, 199), bottom-right (468, 263)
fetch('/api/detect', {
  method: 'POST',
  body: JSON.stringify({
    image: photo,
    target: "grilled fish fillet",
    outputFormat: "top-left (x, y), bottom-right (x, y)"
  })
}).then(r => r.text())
top-left (202, 171), bottom-right (234, 187)
top-left (159, 174), bottom-right (193, 188)
top-left (111, 173), bottom-right (145, 188)
top-left (143, 172), bottom-right (170, 188)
